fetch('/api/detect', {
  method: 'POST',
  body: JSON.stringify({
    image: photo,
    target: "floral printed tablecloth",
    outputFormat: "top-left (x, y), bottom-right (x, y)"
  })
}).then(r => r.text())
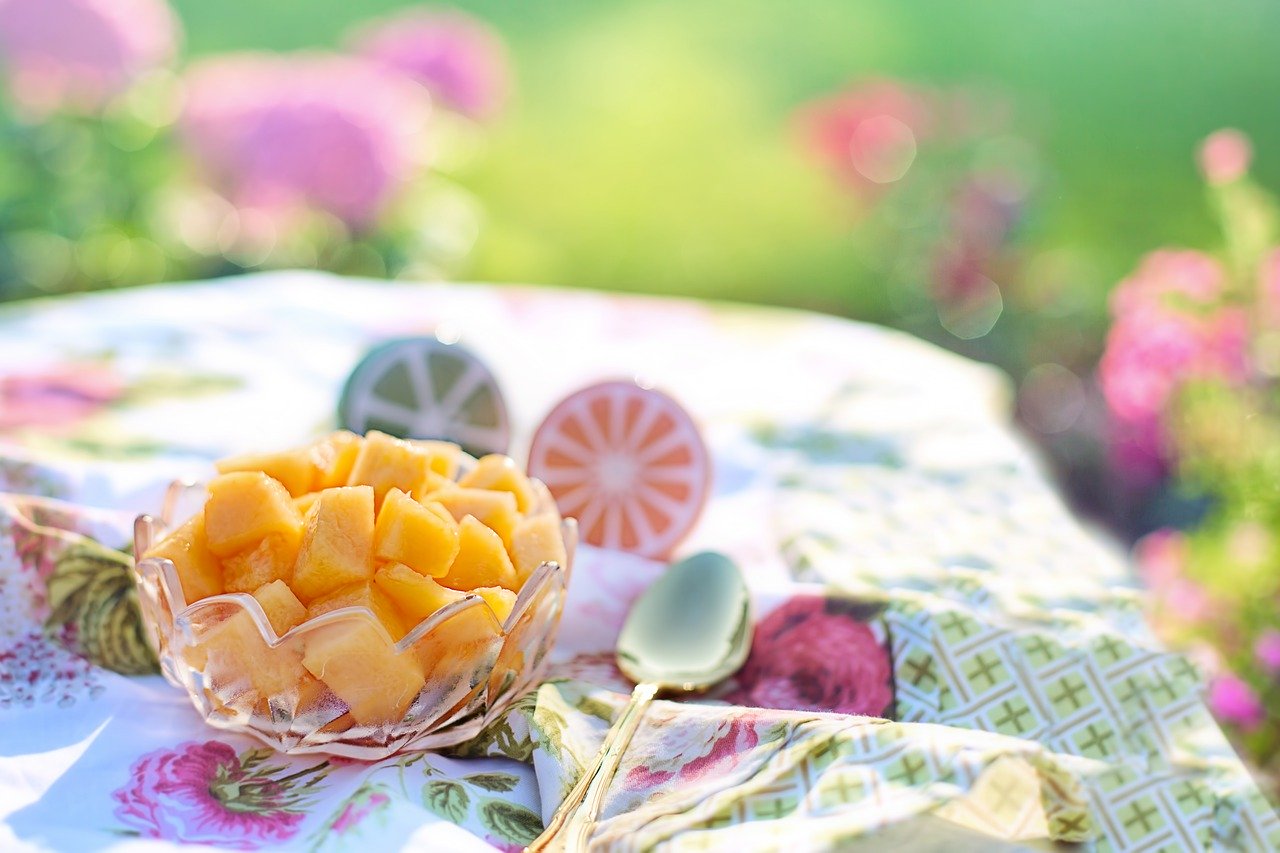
top-left (0, 272), bottom-right (1276, 852)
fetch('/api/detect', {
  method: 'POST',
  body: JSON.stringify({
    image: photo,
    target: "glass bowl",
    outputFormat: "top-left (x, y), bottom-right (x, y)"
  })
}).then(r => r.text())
top-left (132, 478), bottom-right (575, 759)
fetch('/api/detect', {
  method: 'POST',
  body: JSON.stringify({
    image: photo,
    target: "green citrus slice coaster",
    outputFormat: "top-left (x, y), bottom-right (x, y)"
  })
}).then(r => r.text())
top-left (527, 380), bottom-right (711, 559)
top-left (339, 337), bottom-right (510, 458)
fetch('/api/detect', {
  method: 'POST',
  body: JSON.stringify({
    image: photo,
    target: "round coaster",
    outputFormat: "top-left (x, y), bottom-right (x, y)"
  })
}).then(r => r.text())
top-left (527, 380), bottom-right (711, 559)
top-left (338, 337), bottom-right (509, 457)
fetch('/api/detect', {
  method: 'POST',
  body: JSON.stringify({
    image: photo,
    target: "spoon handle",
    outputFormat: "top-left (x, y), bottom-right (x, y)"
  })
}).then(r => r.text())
top-left (526, 682), bottom-right (658, 853)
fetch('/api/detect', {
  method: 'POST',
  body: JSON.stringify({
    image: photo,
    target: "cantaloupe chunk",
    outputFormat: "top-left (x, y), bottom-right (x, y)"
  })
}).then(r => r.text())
top-left (251, 579), bottom-right (307, 636)
top-left (438, 516), bottom-right (518, 592)
top-left (302, 620), bottom-right (425, 726)
top-left (291, 485), bottom-right (375, 602)
top-left (432, 487), bottom-right (520, 549)
top-left (198, 582), bottom-right (308, 698)
top-left (410, 470), bottom-right (454, 502)
top-left (215, 447), bottom-right (316, 497)
top-left (510, 514), bottom-right (567, 586)
top-left (346, 431), bottom-right (433, 508)
top-left (312, 431), bottom-right (363, 490)
top-left (222, 531), bottom-right (301, 595)
top-left (293, 492), bottom-right (320, 516)
top-left (373, 562), bottom-right (466, 624)
top-left (305, 581), bottom-right (407, 641)
top-left (144, 513), bottom-right (223, 604)
top-left (458, 454), bottom-right (536, 513)
top-left (473, 586), bottom-right (517, 626)
top-left (373, 489), bottom-right (460, 578)
top-left (204, 472), bottom-right (303, 558)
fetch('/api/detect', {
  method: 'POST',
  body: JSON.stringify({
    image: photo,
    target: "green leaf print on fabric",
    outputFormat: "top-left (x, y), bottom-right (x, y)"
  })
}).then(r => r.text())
top-left (44, 540), bottom-right (157, 675)
top-left (463, 772), bottom-right (520, 793)
top-left (423, 780), bottom-right (469, 824)
top-left (479, 800), bottom-right (543, 846)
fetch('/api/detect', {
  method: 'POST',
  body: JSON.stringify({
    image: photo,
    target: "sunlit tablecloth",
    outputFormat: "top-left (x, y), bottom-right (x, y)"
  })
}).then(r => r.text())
top-left (1, 272), bottom-right (1276, 851)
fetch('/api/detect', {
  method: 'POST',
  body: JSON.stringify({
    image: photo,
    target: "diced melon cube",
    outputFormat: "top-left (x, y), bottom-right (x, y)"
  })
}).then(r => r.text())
top-left (473, 586), bottom-right (517, 626)
top-left (312, 431), bottom-right (363, 490)
top-left (408, 439), bottom-right (462, 479)
top-left (198, 606), bottom-right (302, 699)
top-left (432, 487), bottom-right (520, 549)
top-left (291, 485), bottom-right (375, 602)
top-left (251, 579), bottom-right (307, 636)
top-left (204, 472), bottom-right (303, 558)
top-left (510, 514), bottom-right (568, 586)
top-left (305, 581), bottom-right (407, 641)
top-left (409, 470), bottom-right (454, 502)
top-left (347, 430), bottom-right (433, 509)
top-left (215, 447), bottom-right (316, 497)
top-left (293, 492), bottom-right (320, 516)
top-left (302, 621), bottom-right (424, 726)
top-left (373, 489), bottom-right (460, 578)
top-left (458, 454), bottom-right (536, 513)
top-left (144, 513), bottom-right (223, 604)
top-left (438, 516), bottom-right (518, 592)
top-left (373, 562), bottom-right (466, 624)
top-left (222, 531), bottom-right (300, 595)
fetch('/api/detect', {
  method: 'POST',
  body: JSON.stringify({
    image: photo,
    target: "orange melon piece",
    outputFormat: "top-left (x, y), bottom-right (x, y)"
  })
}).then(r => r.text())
top-left (198, 583), bottom-right (307, 698)
top-left (473, 586), bottom-right (517, 626)
top-left (410, 470), bottom-right (454, 502)
top-left (291, 485), bottom-right (375, 602)
top-left (293, 492), bottom-right (320, 516)
top-left (302, 620), bottom-right (424, 726)
top-left (438, 516), bottom-right (518, 592)
top-left (458, 454), bottom-right (536, 513)
top-left (203, 472), bottom-right (303, 558)
top-left (251, 579), bottom-right (307, 636)
top-left (511, 514), bottom-right (568, 586)
top-left (305, 581), bottom-right (407, 641)
top-left (373, 489), bottom-right (460, 578)
top-left (312, 431), bottom-right (363, 490)
top-left (432, 487), bottom-right (520, 549)
top-left (346, 430), bottom-right (433, 509)
top-left (222, 531), bottom-right (301, 595)
top-left (409, 439), bottom-right (462, 479)
top-left (373, 562), bottom-right (466, 624)
top-left (144, 513), bottom-right (223, 604)
top-left (215, 447), bottom-right (316, 497)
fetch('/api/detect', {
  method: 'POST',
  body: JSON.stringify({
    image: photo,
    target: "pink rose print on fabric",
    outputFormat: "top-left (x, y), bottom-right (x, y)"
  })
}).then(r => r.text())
top-left (0, 363), bottom-right (123, 432)
top-left (725, 596), bottom-right (894, 717)
top-left (113, 741), bottom-right (329, 849)
top-left (624, 713), bottom-right (762, 790)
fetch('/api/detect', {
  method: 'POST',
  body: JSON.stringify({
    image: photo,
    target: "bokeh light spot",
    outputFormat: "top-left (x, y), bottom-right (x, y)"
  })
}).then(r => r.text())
top-left (849, 115), bottom-right (917, 184)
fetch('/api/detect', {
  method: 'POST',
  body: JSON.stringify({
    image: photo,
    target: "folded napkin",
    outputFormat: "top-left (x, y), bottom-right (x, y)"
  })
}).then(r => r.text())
top-left (1, 272), bottom-right (1276, 851)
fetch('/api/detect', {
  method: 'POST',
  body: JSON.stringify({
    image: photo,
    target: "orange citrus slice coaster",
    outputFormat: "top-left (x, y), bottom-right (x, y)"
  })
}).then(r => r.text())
top-left (528, 380), bottom-right (711, 559)
top-left (339, 337), bottom-right (510, 458)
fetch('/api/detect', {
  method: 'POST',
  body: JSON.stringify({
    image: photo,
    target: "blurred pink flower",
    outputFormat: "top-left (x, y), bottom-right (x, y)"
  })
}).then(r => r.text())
top-left (1197, 129), bottom-right (1252, 185)
top-left (181, 54), bottom-right (432, 229)
top-left (0, 363), bottom-right (123, 431)
top-left (351, 9), bottom-right (509, 121)
top-left (1134, 528), bottom-right (1187, 588)
top-left (0, 0), bottom-right (178, 115)
top-left (1207, 674), bottom-right (1265, 731)
top-left (796, 80), bottom-right (934, 202)
top-left (1099, 251), bottom-right (1248, 483)
top-left (1255, 630), bottom-right (1280, 674)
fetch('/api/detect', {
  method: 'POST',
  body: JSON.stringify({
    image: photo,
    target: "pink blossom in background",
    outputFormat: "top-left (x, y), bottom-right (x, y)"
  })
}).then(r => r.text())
top-left (1098, 250), bottom-right (1249, 484)
top-left (1134, 528), bottom-right (1187, 588)
top-left (796, 80), bottom-right (934, 202)
top-left (351, 9), bottom-right (509, 121)
top-left (113, 741), bottom-right (310, 848)
top-left (181, 54), bottom-right (432, 229)
top-left (1197, 129), bottom-right (1252, 185)
top-left (0, 0), bottom-right (178, 115)
top-left (0, 363), bottom-right (123, 431)
top-left (1255, 630), bottom-right (1280, 674)
top-left (1207, 675), bottom-right (1265, 731)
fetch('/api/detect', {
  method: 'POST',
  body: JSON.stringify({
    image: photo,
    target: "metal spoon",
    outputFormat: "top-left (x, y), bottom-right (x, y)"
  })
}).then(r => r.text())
top-left (527, 551), bottom-right (752, 852)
